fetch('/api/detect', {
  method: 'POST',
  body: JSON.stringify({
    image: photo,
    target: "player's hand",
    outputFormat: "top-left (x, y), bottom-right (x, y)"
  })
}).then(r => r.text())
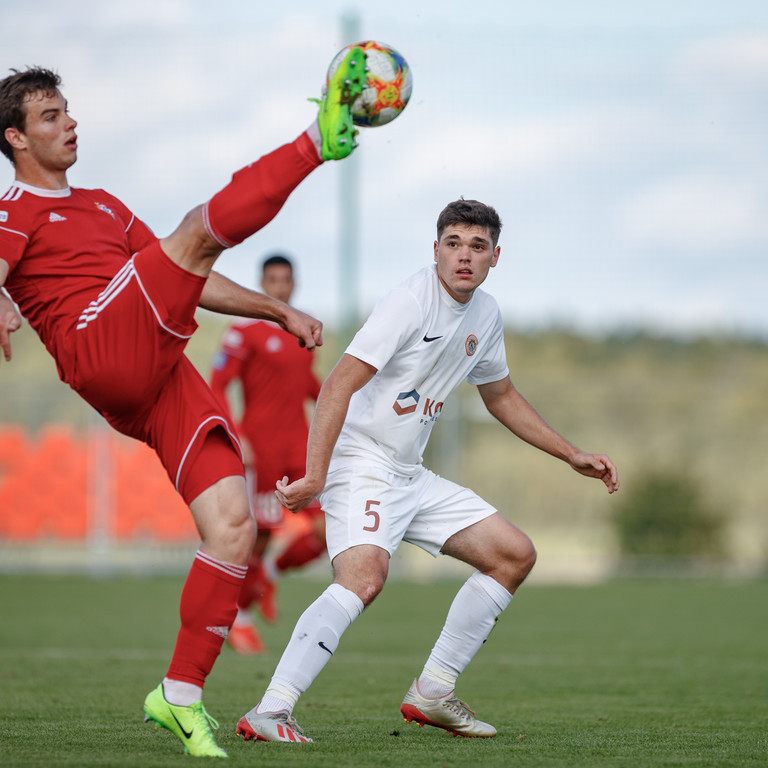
top-left (0, 293), bottom-right (22, 362)
top-left (570, 451), bottom-right (619, 494)
top-left (281, 307), bottom-right (323, 352)
top-left (275, 475), bottom-right (323, 512)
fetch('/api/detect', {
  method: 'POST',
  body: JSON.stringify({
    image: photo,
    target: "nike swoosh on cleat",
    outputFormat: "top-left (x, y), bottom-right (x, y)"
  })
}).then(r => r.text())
top-left (318, 641), bottom-right (334, 655)
top-left (423, 334), bottom-right (442, 343)
top-left (170, 710), bottom-right (194, 740)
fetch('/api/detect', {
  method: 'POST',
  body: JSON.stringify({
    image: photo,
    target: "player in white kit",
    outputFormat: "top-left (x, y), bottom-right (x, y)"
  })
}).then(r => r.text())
top-left (236, 198), bottom-right (620, 744)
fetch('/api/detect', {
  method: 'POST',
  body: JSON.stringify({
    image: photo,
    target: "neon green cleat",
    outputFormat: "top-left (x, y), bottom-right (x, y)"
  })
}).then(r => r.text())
top-left (315, 45), bottom-right (366, 160)
top-left (143, 684), bottom-right (228, 758)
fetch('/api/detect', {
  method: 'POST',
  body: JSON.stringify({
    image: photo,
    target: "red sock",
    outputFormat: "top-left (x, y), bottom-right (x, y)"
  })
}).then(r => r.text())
top-left (167, 550), bottom-right (247, 686)
top-left (203, 132), bottom-right (321, 248)
top-left (236, 549), bottom-right (263, 611)
top-left (276, 530), bottom-right (326, 573)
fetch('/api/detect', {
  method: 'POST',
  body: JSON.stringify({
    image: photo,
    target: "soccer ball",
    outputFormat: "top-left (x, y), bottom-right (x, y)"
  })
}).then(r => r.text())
top-left (327, 41), bottom-right (413, 127)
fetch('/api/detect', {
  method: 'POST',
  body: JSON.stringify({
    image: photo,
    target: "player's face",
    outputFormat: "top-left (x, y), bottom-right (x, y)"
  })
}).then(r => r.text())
top-left (261, 264), bottom-right (294, 304)
top-left (433, 224), bottom-right (500, 304)
top-left (12, 90), bottom-right (78, 177)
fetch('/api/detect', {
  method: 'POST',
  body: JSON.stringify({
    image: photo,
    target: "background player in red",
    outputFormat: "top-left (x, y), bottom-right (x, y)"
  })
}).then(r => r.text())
top-left (0, 51), bottom-right (368, 759)
top-left (210, 253), bottom-right (326, 655)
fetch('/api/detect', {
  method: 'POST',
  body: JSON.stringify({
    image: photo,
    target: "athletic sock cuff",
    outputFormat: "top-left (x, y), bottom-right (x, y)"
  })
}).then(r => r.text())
top-left (326, 583), bottom-right (364, 622)
top-left (468, 571), bottom-right (514, 613)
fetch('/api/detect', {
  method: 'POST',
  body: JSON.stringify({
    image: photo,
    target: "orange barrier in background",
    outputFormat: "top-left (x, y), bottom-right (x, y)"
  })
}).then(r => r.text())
top-left (0, 425), bottom-right (309, 545)
top-left (0, 425), bottom-right (195, 542)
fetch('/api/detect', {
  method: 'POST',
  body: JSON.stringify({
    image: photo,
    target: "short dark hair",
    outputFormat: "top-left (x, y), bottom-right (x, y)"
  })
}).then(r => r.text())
top-left (0, 67), bottom-right (61, 164)
top-left (261, 253), bottom-right (293, 272)
top-left (436, 199), bottom-right (502, 248)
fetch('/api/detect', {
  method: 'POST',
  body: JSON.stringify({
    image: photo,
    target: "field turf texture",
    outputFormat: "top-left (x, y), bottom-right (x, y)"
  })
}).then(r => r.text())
top-left (0, 574), bottom-right (765, 767)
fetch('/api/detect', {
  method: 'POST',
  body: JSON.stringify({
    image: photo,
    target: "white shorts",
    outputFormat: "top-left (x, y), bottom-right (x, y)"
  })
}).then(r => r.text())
top-left (319, 462), bottom-right (497, 562)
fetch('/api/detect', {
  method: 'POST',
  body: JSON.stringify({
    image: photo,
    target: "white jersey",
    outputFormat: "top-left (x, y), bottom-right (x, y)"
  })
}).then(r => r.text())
top-left (332, 264), bottom-right (509, 476)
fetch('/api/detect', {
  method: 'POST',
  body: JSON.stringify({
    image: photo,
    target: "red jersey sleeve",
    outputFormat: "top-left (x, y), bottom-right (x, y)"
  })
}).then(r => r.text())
top-left (307, 368), bottom-right (322, 401)
top-left (0, 206), bottom-right (32, 273)
top-left (209, 324), bottom-right (249, 422)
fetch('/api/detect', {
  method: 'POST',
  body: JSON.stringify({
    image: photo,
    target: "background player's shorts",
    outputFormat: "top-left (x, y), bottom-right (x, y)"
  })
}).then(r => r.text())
top-left (319, 462), bottom-right (497, 562)
top-left (247, 463), bottom-right (322, 530)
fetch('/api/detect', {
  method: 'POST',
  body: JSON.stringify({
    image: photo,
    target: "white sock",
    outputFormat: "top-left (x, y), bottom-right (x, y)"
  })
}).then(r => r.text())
top-left (263, 558), bottom-right (279, 583)
top-left (419, 571), bottom-right (513, 689)
top-left (163, 677), bottom-right (203, 706)
top-left (255, 583), bottom-right (363, 715)
top-left (306, 120), bottom-right (323, 160)
top-left (417, 667), bottom-right (457, 699)
top-left (233, 607), bottom-right (252, 627)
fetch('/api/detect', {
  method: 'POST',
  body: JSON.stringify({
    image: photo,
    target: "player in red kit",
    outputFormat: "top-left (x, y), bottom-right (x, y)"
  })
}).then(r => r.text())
top-left (210, 254), bottom-right (326, 654)
top-left (0, 51), bottom-right (369, 759)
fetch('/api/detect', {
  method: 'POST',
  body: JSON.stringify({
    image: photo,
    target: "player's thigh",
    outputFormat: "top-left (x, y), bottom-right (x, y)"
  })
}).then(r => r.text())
top-left (319, 464), bottom-right (418, 562)
top-left (441, 512), bottom-right (536, 574)
top-left (404, 470), bottom-right (497, 558)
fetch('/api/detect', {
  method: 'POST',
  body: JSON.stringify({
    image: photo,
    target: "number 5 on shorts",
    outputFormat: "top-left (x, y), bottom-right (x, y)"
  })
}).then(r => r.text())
top-left (363, 499), bottom-right (381, 532)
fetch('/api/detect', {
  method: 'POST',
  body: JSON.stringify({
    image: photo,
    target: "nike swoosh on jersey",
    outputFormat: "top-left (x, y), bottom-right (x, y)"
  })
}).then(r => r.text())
top-left (423, 334), bottom-right (442, 342)
top-left (318, 641), bottom-right (334, 656)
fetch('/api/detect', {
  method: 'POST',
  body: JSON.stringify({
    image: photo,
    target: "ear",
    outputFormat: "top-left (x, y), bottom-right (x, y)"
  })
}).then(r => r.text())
top-left (490, 245), bottom-right (501, 268)
top-left (4, 126), bottom-right (26, 153)
top-left (433, 240), bottom-right (439, 262)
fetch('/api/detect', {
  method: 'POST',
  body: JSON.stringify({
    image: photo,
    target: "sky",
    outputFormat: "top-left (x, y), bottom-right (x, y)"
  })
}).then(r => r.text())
top-left (2, 0), bottom-right (767, 337)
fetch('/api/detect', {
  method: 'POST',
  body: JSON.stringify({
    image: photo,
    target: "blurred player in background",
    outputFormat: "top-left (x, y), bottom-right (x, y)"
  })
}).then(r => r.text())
top-left (210, 254), bottom-right (325, 655)
top-left (0, 48), bottom-right (369, 758)
top-left (236, 198), bottom-right (619, 744)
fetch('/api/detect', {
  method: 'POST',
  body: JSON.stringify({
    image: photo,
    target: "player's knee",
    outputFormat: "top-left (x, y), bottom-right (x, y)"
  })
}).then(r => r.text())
top-left (332, 548), bottom-right (388, 607)
top-left (355, 576), bottom-right (385, 607)
top-left (515, 533), bottom-right (537, 577)
top-left (162, 205), bottom-right (221, 272)
top-left (205, 512), bottom-right (255, 564)
top-left (495, 530), bottom-right (536, 589)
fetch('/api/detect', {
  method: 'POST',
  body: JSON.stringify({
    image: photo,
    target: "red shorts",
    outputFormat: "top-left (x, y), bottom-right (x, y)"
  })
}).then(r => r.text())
top-left (247, 461), bottom-right (322, 530)
top-left (61, 241), bottom-right (244, 503)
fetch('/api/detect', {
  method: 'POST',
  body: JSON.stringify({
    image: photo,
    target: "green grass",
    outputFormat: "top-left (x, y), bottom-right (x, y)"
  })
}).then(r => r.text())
top-left (0, 575), bottom-right (766, 767)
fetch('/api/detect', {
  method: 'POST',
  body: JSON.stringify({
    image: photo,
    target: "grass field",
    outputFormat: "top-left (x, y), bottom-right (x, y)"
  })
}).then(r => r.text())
top-left (0, 574), bottom-right (766, 767)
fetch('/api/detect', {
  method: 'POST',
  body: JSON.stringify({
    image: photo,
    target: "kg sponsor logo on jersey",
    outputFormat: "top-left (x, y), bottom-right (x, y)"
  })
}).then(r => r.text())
top-left (392, 388), bottom-right (444, 425)
top-left (392, 389), bottom-right (419, 415)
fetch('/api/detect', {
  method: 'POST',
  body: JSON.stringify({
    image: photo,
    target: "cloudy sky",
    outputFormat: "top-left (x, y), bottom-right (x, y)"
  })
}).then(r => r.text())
top-left (3, 0), bottom-right (767, 337)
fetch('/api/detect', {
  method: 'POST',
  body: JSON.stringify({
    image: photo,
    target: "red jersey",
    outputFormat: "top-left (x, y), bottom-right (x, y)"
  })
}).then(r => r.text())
top-left (210, 319), bottom-right (321, 468)
top-left (0, 182), bottom-right (156, 368)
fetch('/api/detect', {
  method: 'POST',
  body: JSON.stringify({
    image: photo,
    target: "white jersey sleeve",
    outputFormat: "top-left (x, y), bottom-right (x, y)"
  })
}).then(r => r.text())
top-left (344, 282), bottom-right (423, 371)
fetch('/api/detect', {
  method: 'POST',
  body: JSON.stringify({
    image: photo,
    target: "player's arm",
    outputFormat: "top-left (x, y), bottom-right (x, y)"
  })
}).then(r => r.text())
top-left (0, 259), bottom-right (23, 363)
top-left (200, 270), bottom-right (323, 351)
top-left (276, 353), bottom-right (378, 511)
top-left (477, 375), bottom-right (619, 493)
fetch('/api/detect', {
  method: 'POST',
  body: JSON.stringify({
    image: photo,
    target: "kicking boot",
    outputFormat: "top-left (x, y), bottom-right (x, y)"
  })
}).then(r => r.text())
top-left (314, 45), bottom-right (366, 160)
top-left (143, 684), bottom-right (227, 757)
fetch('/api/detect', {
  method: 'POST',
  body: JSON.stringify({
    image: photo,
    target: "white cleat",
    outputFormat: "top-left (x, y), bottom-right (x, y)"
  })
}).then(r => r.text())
top-left (236, 706), bottom-right (313, 743)
top-left (400, 679), bottom-right (497, 738)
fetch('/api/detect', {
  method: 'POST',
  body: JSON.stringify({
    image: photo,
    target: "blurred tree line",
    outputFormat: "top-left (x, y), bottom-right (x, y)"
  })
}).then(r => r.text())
top-left (1, 319), bottom-right (766, 572)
